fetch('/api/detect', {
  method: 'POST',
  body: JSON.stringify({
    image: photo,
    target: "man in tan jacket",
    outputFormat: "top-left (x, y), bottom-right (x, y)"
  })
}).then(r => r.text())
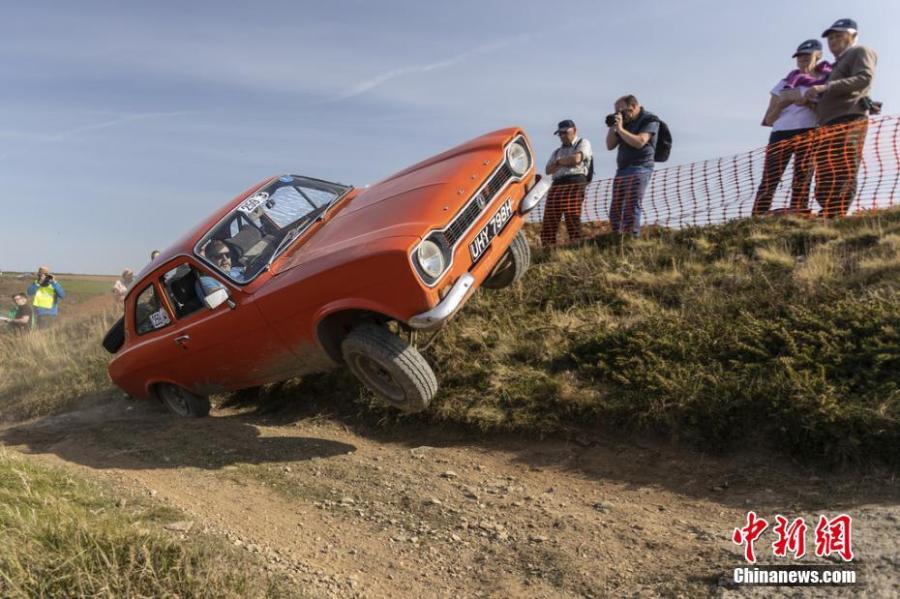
top-left (805, 18), bottom-right (878, 217)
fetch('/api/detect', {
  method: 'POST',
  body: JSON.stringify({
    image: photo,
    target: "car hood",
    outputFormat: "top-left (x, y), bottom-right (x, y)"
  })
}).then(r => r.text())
top-left (274, 127), bottom-right (522, 273)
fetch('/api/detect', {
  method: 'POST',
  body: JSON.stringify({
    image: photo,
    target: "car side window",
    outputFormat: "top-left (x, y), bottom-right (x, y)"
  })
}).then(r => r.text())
top-left (134, 284), bottom-right (172, 335)
top-left (161, 263), bottom-right (206, 319)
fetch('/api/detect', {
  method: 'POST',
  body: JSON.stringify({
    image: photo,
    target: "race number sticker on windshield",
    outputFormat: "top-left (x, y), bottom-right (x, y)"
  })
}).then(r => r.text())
top-left (149, 309), bottom-right (171, 329)
top-left (469, 198), bottom-right (513, 262)
top-left (238, 192), bottom-right (269, 215)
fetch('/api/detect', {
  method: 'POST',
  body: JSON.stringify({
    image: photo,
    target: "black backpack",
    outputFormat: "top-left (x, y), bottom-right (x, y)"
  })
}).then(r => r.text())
top-left (654, 119), bottom-right (673, 163)
top-left (575, 138), bottom-right (594, 181)
top-left (639, 112), bottom-right (672, 163)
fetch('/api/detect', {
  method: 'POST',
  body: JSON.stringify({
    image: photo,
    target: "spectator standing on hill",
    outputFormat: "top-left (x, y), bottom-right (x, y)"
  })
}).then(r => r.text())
top-left (606, 95), bottom-right (658, 236)
top-left (112, 269), bottom-right (134, 303)
top-left (752, 40), bottom-right (831, 216)
top-left (0, 293), bottom-right (33, 333)
top-left (805, 18), bottom-right (878, 217)
top-left (26, 266), bottom-right (65, 329)
top-left (541, 119), bottom-right (592, 246)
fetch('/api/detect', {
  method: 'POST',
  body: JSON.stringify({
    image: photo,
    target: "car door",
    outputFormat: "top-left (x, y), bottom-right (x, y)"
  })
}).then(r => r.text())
top-left (156, 260), bottom-right (295, 393)
top-left (119, 280), bottom-right (181, 394)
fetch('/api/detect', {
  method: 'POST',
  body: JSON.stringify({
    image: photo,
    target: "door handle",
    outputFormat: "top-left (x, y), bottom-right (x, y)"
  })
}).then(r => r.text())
top-left (174, 334), bottom-right (190, 347)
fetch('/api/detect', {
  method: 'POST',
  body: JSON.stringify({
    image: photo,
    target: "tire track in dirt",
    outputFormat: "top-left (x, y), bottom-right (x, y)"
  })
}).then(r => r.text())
top-left (2, 400), bottom-right (897, 598)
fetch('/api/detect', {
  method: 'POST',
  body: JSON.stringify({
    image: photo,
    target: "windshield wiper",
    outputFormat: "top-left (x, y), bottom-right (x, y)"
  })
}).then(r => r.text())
top-left (266, 203), bottom-right (332, 267)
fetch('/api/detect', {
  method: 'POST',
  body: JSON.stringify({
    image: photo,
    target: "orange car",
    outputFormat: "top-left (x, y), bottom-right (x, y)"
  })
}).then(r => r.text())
top-left (103, 127), bottom-right (551, 417)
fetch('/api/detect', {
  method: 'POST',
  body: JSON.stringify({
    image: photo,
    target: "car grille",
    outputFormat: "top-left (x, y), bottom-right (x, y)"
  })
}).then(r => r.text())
top-left (443, 162), bottom-right (513, 246)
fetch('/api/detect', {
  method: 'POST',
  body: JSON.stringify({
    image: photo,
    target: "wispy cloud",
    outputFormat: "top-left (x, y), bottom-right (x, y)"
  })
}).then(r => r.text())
top-left (0, 111), bottom-right (190, 161)
top-left (50, 111), bottom-right (190, 141)
top-left (333, 36), bottom-right (530, 101)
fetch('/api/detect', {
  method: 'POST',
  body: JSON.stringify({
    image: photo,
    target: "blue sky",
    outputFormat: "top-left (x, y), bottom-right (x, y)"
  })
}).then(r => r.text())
top-left (1, 0), bottom-right (897, 274)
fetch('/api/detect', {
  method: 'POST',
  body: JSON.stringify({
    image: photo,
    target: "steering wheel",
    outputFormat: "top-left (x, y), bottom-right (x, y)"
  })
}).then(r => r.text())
top-left (243, 249), bottom-right (271, 277)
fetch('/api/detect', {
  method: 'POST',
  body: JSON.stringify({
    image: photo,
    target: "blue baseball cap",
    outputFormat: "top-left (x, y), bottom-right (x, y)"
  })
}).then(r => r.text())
top-left (822, 18), bottom-right (858, 37)
top-left (793, 39), bottom-right (823, 57)
top-left (554, 119), bottom-right (576, 135)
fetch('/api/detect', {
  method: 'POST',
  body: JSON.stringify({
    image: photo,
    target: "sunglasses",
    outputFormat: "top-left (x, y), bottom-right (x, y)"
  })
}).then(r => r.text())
top-left (214, 252), bottom-right (230, 259)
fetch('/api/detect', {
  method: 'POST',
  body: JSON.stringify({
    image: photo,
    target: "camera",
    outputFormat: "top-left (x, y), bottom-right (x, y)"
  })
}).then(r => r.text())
top-left (605, 111), bottom-right (624, 128)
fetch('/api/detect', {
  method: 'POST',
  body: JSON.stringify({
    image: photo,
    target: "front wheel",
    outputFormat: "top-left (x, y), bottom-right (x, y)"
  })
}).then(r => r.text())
top-left (341, 324), bottom-right (437, 412)
top-left (156, 383), bottom-right (211, 418)
top-left (482, 230), bottom-right (531, 290)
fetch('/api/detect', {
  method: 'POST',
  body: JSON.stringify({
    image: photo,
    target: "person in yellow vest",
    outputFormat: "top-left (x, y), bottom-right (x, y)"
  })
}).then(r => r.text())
top-left (26, 266), bottom-right (66, 329)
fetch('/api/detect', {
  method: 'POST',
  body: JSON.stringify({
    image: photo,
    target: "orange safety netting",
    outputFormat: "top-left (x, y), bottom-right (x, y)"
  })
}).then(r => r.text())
top-left (532, 115), bottom-right (899, 245)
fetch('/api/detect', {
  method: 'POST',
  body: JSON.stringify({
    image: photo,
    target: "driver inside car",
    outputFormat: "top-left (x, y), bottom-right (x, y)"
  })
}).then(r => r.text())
top-left (204, 240), bottom-right (246, 282)
top-left (194, 240), bottom-right (246, 302)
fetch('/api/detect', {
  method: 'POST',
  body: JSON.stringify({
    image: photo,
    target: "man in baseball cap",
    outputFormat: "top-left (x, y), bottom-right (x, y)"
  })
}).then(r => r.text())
top-left (541, 119), bottom-right (592, 245)
top-left (821, 18), bottom-right (857, 37)
top-left (804, 19), bottom-right (877, 217)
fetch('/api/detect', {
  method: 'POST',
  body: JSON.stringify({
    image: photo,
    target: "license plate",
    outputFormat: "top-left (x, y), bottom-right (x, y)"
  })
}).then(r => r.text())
top-left (469, 199), bottom-right (513, 262)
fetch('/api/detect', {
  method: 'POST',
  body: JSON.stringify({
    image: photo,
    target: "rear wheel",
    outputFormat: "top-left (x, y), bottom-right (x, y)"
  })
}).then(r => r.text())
top-left (482, 230), bottom-right (531, 289)
top-left (341, 324), bottom-right (437, 412)
top-left (157, 383), bottom-right (211, 418)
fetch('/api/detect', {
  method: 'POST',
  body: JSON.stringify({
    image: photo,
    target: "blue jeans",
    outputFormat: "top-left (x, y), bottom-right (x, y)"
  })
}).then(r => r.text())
top-left (610, 166), bottom-right (652, 236)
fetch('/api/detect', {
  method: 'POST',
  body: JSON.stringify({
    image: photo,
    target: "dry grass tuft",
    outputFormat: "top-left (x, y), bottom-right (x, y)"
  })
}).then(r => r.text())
top-left (0, 449), bottom-right (294, 597)
top-left (0, 308), bottom-right (120, 421)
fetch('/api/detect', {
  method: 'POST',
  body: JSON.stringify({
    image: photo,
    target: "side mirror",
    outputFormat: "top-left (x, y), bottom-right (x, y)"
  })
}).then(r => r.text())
top-left (203, 288), bottom-right (230, 310)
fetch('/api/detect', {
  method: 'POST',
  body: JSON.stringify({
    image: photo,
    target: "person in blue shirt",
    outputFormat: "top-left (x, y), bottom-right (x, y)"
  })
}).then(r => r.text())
top-left (26, 266), bottom-right (66, 328)
top-left (204, 240), bottom-right (245, 280)
top-left (195, 240), bottom-right (245, 302)
top-left (605, 95), bottom-right (660, 236)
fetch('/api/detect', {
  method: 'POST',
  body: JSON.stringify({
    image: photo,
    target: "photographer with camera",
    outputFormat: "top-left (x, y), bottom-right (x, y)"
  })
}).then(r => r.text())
top-left (541, 119), bottom-right (592, 246)
top-left (605, 95), bottom-right (659, 236)
top-left (26, 266), bottom-right (66, 329)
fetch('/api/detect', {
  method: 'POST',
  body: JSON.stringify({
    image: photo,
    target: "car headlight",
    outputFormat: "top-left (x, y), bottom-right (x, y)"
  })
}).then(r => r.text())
top-left (417, 239), bottom-right (446, 278)
top-left (506, 141), bottom-right (531, 176)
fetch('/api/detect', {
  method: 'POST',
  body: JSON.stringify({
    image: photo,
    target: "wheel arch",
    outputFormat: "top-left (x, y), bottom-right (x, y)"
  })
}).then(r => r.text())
top-left (315, 305), bottom-right (405, 365)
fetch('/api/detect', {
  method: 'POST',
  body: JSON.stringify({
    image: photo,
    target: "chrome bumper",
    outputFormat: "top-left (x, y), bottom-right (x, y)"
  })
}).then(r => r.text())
top-left (408, 273), bottom-right (475, 330)
top-left (519, 176), bottom-right (552, 214)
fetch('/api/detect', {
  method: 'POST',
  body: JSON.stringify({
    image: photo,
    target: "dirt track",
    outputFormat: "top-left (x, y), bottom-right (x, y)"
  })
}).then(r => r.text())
top-left (2, 399), bottom-right (897, 598)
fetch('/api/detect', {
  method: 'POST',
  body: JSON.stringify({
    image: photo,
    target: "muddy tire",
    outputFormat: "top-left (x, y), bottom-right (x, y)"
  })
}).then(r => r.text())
top-left (482, 230), bottom-right (531, 290)
top-left (341, 324), bottom-right (437, 412)
top-left (157, 383), bottom-right (211, 418)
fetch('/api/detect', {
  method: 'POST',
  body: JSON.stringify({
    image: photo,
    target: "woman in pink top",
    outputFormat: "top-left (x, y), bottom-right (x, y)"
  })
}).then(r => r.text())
top-left (752, 39), bottom-right (831, 215)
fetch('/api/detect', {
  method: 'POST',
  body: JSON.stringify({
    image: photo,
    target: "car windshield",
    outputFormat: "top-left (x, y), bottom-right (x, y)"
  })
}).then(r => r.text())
top-left (195, 175), bottom-right (351, 283)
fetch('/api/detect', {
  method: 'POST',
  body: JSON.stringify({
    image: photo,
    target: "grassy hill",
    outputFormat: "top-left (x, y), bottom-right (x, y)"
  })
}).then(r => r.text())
top-left (279, 211), bottom-right (900, 467)
top-left (2, 212), bottom-right (898, 466)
